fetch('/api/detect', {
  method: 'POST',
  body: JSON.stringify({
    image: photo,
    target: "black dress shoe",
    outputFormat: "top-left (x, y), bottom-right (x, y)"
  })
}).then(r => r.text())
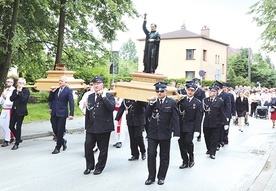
top-left (157, 179), bottom-right (164, 185)
top-left (145, 179), bottom-right (154, 185)
top-left (189, 161), bottom-right (195, 168)
top-left (52, 148), bottom-right (60, 154)
top-left (116, 142), bottom-right (122, 148)
top-left (210, 155), bottom-right (216, 159)
top-left (206, 151), bottom-right (210, 155)
top-left (179, 163), bottom-right (189, 169)
top-left (63, 140), bottom-right (67, 151)
top-left (141, 153), bottom-right (146, 160)
top-left (83, 168), bottom-right (92, 175)
top-left (93, 169), bottom-right (102, 175)
top-left (9, 139), bottom-right (14, 143)
top-left (11, 144), bottom-right (18, 150)
top-left (128, 156), bottom-right (139, 161)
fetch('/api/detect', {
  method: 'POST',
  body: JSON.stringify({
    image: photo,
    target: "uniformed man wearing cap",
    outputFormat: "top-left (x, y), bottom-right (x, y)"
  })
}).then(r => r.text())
top-left (178, 82), bottom-right (203, 169)
top-left (192, 77), bottom-right (206, 142)
top-left (144, 82), bottom-right (180, 185)
top-left (214, 80), bottom-right (231, 150)
top-left (83, 76), bottom-right (115, 175)
top-left (202, 86), bottom-right (227, 159)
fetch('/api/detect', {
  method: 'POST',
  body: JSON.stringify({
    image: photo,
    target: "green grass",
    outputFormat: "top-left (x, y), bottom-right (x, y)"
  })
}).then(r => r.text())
top-left (23, 102), bottom-right (83, 123)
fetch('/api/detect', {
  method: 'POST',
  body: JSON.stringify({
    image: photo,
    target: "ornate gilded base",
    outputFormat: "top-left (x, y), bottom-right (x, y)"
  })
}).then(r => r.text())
top-left (34, 70), bottom-right (86, 91)
top-left (114, 72), bottom-right (180, 102)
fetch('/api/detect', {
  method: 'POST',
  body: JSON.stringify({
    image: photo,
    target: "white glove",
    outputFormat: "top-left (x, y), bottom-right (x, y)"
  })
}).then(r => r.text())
top-left (194, 132), bottom-right (200, 137)
top-left (226, 118), bottom-right (229, 122)
top-left (101, 90), bottom-right (107, 98)
top-left (149, 98), bottom-right (157, 106)
top-left (224, 125), bottom-right (229, 130)
top-left (114, 120), bottom-right (118, 127)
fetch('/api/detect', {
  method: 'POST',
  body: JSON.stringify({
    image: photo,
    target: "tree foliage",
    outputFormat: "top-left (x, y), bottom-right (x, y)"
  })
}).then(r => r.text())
top-left (0, 0), bottom-right (139, 93)
top-left (248, 0), bottom-right (276, 52)
top-left (227, 48), bottom-right (276, 88)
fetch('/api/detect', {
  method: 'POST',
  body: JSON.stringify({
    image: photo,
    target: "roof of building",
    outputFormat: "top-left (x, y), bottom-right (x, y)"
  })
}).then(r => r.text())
top-left (228, 47), bottom-right (241, 56)
top-left (138, 27), bottom-right (229, 46)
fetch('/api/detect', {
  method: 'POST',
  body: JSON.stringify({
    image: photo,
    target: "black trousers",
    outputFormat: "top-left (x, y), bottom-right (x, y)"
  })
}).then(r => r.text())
top-left (178, 132), bottom-right (194, 164)
top-left (128, 125), bottom-right (146, 157)
top-left (9, 112), bottom-right (24, 145)
top-left (147, 138), bottom-right (171, 181)
top-left (50, 116), bottom-right (66, 150)
top-left (85, 132), bottom-right (111, 171)
top-left (203, 127), bottom-right (220, 156)
top-left (251, 102), bottom-right (258, 116)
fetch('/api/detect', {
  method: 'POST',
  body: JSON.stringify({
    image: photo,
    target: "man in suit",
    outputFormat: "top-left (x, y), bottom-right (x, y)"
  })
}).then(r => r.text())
top-left (9, 78), bottom-right (30, 150)
top-left (115, 99), bottom-right (147, 161)
top-left (202, 86), bottom-right (227, 159)
top-left (48, 76), bottom-right (74, 154)
top-left (178, 82), bottom-right (203, 169)
top-left (83, 76), bottom-right (115, 175)
top-left (0, 78), bottom-right (15, 147)
top-left (214, 81), bottom-right (231, 150)
top-left (145, 82), bottom-right (180, 185)
top-left (192, 77), bottom-right (206, 142)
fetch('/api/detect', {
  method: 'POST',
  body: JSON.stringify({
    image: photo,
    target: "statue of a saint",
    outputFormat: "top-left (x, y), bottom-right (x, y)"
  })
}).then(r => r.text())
top-left (142, 13), bottom-right (160, 74)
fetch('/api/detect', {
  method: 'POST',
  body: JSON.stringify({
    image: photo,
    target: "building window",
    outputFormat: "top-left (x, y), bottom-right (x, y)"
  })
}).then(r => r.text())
top-left (203, 50), bottom-right (207, 61)
top-left (186, 71), bottom-right (195, 79)
top-left (222, 64), bottom-right (225, 74)
top-left (186, 49), bottom-right (196, 60)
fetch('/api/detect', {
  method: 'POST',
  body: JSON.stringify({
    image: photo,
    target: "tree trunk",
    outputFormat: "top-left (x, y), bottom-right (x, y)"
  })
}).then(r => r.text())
top-left (0, 0), bottom-right (20, 94)
top-left (54, 0), bottom-right (67, 70)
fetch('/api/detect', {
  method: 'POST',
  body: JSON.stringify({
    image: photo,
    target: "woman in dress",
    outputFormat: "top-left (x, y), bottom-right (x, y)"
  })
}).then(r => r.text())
top-left (269, 92), bottom-right (276, 128)
top-left (235, 91), bottom-right (249, 132)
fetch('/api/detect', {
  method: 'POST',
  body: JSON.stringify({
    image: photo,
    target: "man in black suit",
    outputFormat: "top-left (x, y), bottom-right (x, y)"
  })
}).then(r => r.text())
top-left (83, 76), bottom-right (115, 175)
top-left (145, 82), bottom-right (180, 185)
top-left (193, 77), bottom-right (206, 142)
top-left (9, 78), bottom-right (30, 150)
top-left (48, 76), bottom-right (74, 154)
top-left (214, 81), bottom-right (231, 150)
top-left (115, 99), bottom-right (147, 161)
top-left (202, 86), bottom-right (227, 159)
top-left (178, 82), bottom-right (203, 169)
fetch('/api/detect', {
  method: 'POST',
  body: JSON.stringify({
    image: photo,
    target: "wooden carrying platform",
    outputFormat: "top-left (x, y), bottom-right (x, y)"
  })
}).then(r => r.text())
top-left (114, 72), bottom-right (180, 102)
top-left (34, 70), bottom-right (86, 91)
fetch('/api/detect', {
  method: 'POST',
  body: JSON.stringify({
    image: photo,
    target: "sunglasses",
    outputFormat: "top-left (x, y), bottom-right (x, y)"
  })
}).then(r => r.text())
top-left (89, 84), bottom-right (93, 86)
top-left (6, 81), bottom-right (12, 83)
top-left (156, 90), bottom-right (165, 93)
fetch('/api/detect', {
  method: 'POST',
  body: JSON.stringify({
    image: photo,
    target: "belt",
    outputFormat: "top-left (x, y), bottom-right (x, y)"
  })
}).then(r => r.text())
top-left (2, 108), bottom-right (12, 110)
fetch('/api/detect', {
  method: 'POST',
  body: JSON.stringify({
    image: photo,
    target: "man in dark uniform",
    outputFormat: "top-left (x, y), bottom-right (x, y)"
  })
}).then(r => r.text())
top-left (145, 82), bottom-right (179, 185)
top-left (223, 83), bottom-right (235, 144)
top-left (83, 76), bottom-right (115, 175)
top-left (142, 13), bottom-right (160, 73)
top-left (193, 77), bottom-right (206, 142)
top-left (178, 82), bottom-right (203, 169)
top-left (214, 81), bottom-right (231, 150)
top-left (202, 86), bottom-right (227, 159)
top-left (115, 99), bottom-right (147, 161)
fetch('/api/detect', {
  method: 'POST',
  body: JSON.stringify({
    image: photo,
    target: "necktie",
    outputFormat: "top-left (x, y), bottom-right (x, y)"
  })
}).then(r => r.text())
top-left (160, 99), bottom-right (162, 105)
top-left (187, 98), bottom-right (190, 102)
top-left (58, 88), bottom-right (63, 97)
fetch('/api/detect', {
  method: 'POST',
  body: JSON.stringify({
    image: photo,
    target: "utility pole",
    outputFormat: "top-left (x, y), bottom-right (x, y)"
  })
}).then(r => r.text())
top-left (248, 48), bottom-right (252, 83)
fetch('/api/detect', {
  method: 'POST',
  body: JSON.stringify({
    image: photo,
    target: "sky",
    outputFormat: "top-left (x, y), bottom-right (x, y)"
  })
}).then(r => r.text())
top-left (113, 0), bottom-right (276, 64)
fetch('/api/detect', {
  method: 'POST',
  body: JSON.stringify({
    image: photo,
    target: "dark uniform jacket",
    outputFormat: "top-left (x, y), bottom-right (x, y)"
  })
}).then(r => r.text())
top-left (146, 97), bottom-right (180, 140)
top-left (194, 87), bottom-right (206, 101)
top-left (115, 99), bottom-right (147, 126)
top-left (178, 97), bottom-right (203, 133)
top-left (217, 90), bottom-right (231, 122)
top-left (202, 96), bottom-right (227, 128)
top-left (10, 87), bottom-right (30, 116)
top-left (85, 93), bottom-right (115, 134)
top-left (48, 86), bottom-right (74, 118)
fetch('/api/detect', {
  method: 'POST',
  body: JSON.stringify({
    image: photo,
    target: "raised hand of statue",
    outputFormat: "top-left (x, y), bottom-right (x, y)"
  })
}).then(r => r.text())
top-left (144, 13), bottom-right (147, 20)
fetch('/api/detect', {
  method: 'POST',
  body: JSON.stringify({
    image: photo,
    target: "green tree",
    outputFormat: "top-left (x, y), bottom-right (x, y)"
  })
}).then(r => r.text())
top-left (248, 0), bottom-right (276, 52)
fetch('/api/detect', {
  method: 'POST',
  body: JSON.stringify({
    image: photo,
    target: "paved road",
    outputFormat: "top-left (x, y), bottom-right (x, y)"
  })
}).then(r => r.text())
top-left (0, 116), bottom-right (276, 191)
